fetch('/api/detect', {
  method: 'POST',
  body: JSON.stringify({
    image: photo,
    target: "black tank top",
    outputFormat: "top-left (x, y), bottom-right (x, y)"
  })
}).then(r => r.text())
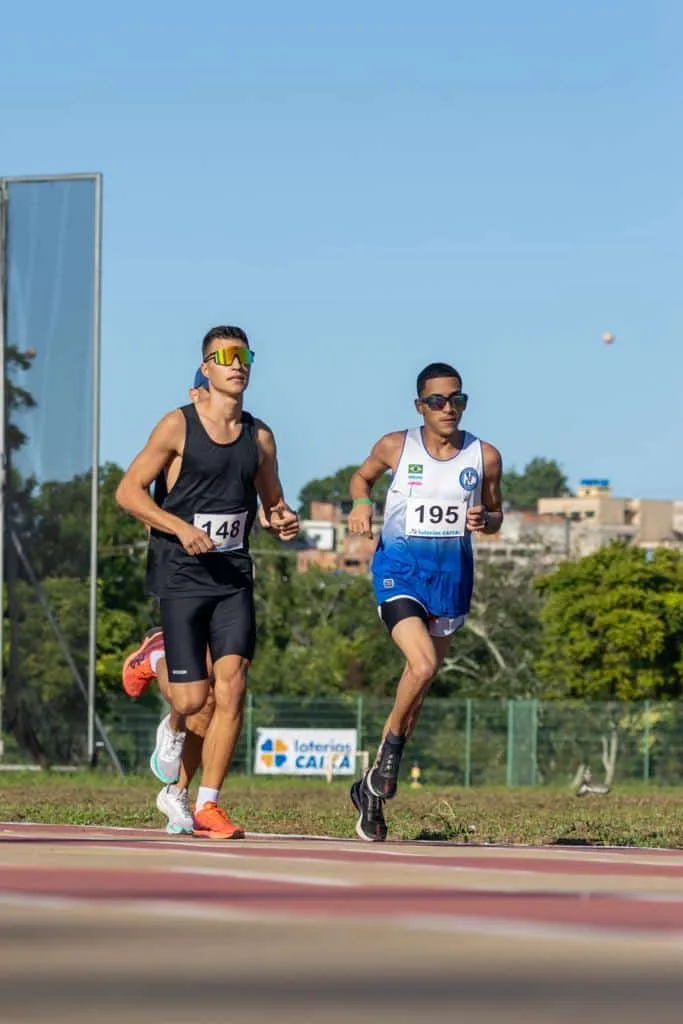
top-left (147, 404), bottom-right (259, 598)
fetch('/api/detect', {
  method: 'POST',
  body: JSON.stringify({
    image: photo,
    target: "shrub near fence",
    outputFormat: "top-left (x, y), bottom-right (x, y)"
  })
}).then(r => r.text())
top-left (103, 697), bottom-right (683, 786)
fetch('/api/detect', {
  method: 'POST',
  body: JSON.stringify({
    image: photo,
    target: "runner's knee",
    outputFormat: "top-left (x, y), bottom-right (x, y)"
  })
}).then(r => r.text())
top-left (171, 683), bottom-right (209, 717)
top-left (213, 660), bottom-right (249, 717)
top-left (408, 654), bottom-right (439, 687)
top-left (185, 699), bottom-right (213, 737)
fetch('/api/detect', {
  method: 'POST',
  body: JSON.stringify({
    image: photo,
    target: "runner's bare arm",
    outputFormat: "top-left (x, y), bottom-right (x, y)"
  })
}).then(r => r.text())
top-left (467, 442), bottom-right (504, 534)
top-left (116, 412), bottom-right (213, 549)
top-left (254, 421), bottom-right (299, 540)
top-left (350, 432), bottom-right (404, 499)
top-left (348, 432), bottom-right (404, 537)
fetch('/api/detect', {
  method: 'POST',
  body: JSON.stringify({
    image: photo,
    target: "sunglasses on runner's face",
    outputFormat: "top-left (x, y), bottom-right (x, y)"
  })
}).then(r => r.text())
top-left (205, 346), bottom-right (255, 367)
top-left (420, 392), bottom-right (468, 412)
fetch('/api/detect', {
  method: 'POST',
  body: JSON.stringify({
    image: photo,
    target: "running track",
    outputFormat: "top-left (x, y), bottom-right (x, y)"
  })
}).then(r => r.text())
top-left (2, 822), bottom-right (683, 1023)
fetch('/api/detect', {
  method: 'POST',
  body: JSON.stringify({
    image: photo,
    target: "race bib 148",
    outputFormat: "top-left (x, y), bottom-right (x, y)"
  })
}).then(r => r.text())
top-left (193, 511), bottom-right (248, 552)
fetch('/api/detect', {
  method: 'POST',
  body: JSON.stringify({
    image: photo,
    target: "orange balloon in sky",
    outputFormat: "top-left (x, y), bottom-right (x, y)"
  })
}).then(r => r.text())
top-left (601, 332), bottom-right (615, 345)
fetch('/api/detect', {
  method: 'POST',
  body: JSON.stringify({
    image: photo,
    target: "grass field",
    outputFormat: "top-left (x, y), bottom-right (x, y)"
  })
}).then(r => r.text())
top-left (1, 771), bottom-right (683, 847)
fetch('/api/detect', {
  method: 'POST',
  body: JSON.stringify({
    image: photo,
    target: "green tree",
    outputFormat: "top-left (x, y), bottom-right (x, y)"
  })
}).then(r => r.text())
top-left (535, 543), bottom-right (683, 700)
top-left (3, 344), bottom-right (37, 452)
top-left (251, 538), bottom-right (402, 696)
top-left (2, 450), bottom-right (152, 760)
top-left (439, 554), bottom-right (544, 698)
top-left (2, 344), bottom-right (39, 757)
top-left (503, 457), bottom-right (570, 510)
top-left (298, 465), bottom-right (391, 518)
top-left (96, 463), bottom-right (151, 622)
top-left (4, 576), bottom-right (89, 763)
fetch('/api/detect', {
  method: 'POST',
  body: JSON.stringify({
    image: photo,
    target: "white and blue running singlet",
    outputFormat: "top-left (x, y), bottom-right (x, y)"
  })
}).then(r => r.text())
top-left (371, 428), bottom-right (484, 619)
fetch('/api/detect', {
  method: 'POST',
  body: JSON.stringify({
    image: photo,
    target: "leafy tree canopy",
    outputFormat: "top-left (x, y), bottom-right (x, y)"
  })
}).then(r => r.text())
top-left (503, 457), bottom-right (571, 510)
top-left (535, 543), bottom-right (683, 700)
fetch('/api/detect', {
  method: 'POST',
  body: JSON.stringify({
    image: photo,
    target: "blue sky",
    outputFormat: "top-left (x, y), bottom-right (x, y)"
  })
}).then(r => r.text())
top-left (3, 0), bottom-right (682, 503)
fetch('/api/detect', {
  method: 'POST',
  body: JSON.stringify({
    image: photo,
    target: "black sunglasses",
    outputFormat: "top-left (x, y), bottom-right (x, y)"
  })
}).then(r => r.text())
top-left (419, 392), bottom-right (468, 412)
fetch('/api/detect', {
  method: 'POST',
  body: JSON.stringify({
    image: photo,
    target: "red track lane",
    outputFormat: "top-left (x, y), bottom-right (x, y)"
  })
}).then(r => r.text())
top-left (4, 821), bottom-right (683, 858)
top-left (3, 828), bottom-right (683, 878)
top-left (1, 866), bottom-right (682, 933)
top-left (117, 845), bottom-right (683, 878)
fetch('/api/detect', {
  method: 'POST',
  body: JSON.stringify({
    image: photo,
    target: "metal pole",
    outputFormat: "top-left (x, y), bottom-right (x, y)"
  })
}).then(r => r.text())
top-left (356, 694), bottom-right (364, 752)
top-left (530, 698), bottom-right (538, 786)
top-left (0, 180), bottom-right (7, 758)
top-left (464, 698), bottom-right (472, 787)
top-left (245, 690), bottom-right (253, 776)
top-left (506, 700), bottom-right (514, 786)
top-left (87, 175), bottom-right (103, 766)
top-left (643, 699), bottom-right (651, 783)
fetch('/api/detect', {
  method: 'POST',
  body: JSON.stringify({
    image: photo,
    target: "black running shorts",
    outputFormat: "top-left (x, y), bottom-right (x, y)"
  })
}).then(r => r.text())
top-left (159, 590), bottom-right (256, 683)
top-left (379, 597), bottom-right (466, 639)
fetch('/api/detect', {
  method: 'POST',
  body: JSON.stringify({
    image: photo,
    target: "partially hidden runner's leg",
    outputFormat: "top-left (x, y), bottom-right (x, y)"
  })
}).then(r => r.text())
top-left (122, 625), bottom-right (188, 784)
top-left (122, 627), bottom-right (166, 699)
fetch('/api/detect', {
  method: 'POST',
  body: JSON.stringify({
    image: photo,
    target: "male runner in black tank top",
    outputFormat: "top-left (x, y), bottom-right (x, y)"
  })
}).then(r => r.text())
top-left (116, 325), bottom-right (299, 839)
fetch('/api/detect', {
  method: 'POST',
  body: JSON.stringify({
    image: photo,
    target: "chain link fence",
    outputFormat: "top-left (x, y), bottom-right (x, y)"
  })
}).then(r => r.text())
top-left (100, 695), bottom-right (683, 786)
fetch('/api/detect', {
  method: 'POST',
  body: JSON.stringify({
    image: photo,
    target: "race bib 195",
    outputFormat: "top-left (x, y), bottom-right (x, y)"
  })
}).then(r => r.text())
top-left (405, 498), bottom-right (466, 539)
top-left (193, 511), bottom-right (248, 552)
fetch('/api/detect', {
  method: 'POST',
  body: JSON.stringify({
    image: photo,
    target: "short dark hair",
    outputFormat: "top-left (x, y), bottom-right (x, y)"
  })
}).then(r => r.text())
top-left (201, 325), bottom-right (249, 357)
top-left (416, 362), bottom-right (462, 396)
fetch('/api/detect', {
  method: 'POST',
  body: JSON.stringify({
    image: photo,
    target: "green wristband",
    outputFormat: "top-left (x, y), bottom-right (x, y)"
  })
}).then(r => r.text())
top-left (352, 497), bottom-right (373, 507)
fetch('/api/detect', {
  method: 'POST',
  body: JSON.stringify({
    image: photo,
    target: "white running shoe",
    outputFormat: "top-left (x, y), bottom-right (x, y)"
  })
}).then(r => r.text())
top-left (149, 714), bottom-right (185, 785)
top-left (156, 785), bottom-right (193, 835)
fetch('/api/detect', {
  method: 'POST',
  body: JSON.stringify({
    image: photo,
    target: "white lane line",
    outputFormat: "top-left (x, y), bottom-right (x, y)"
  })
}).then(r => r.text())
top-left (168, 866), bottom-right (352, 887)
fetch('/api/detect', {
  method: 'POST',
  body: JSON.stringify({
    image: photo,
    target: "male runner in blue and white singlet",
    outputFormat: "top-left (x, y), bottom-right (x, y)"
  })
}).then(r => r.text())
top-left (347, 362), bottom-right (503, 841)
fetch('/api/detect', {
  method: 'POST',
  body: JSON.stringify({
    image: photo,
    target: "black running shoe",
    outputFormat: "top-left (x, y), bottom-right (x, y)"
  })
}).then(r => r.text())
top-left (366, 741), bottom-right (403, 800)
top-left (350, 774), bottom-right (387, 842)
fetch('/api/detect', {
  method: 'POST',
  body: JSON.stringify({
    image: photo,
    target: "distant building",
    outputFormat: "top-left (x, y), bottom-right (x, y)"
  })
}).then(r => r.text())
top-left (537, 479), bottom-right (681, 557)
top-left (473, 509), bottom-right (569, 564)
top-left (298, 501), bottom-right (377, 575)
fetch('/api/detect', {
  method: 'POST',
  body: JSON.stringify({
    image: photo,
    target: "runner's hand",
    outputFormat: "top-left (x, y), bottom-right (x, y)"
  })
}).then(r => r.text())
top-left (258, 506), bottom-right (278, 535)
top-left (269, 504), bottom-right (300, 542)
top-left (348, 504), bottom-right (373, 538)
top-left (466, 505), bottom-right (489, 533)
top-left (177, 523), bottom-right (216, 555)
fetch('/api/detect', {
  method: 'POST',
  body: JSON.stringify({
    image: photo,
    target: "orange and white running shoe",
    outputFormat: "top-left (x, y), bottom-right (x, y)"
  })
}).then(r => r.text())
top-left (192, 802), bottom-right (245, 840)
top-left (121, 627), bottom-right (165, 698)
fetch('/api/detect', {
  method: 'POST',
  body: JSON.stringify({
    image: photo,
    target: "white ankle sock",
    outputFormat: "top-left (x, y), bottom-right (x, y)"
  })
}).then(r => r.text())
top-left (149, 649), bottom-right (165, 674)
top-left (196, 786), bottom-right (219, 809)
